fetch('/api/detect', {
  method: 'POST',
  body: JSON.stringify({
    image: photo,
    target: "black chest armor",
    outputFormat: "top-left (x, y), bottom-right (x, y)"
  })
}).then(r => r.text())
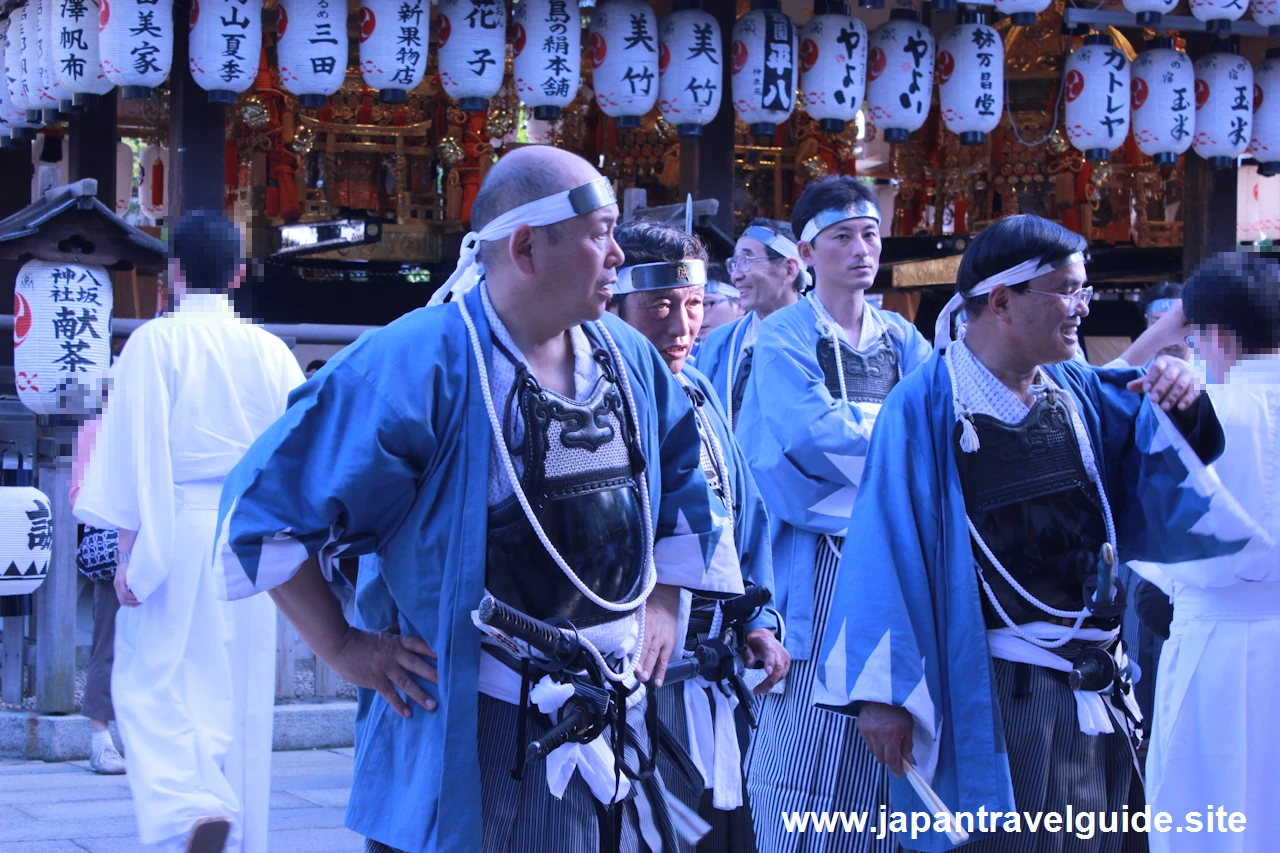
top-left (485, 339), bottom-right (647, 628)
top-left (816, 331), bottom-right (900, 404)
top-left (953, 394), bottom-right (1109, 629)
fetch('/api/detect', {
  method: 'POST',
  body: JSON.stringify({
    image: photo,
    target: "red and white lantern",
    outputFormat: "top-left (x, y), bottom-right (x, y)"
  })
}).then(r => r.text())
top-left (994, 0), bottom-right (1053, 27)
top-left (359, 0), bottom-right (427, 103)
top-left (21, 3), bottom-right (45, 115)
top-left (799, 1), bottom-right (866, 134)
top-left (139, 143), bottom-right (168, 220)
top-left (53, 0), bottom-right (114, 108)
top-left (275, 0), bottom-right (346, 108)
top-left (589, 0), bottom-right (659, 129)
top-left (1190, 0), bottom-right (1248, 33)
top-left (512, 0), bottom-right (580, 121)
top-left (731, 0), bottom-right (799, 138)
top-left (1064, 34), bottom-right (1130, 163)
top-left (1194, 48), bottom-right (1253, 168)
top-left (37, 0), bottom-right (71, 113)
top-left (1252, 49), bottom-right (1280, 174)
top-left (189, 0), bottom-right (261, 103)
top-left (1124, 0), bottom-right (1178, 27)
top-left (657, 5), bottom-right (722, 137)
top-left (436, 0), bottom-right (505, 112)
top-left (1130, 38), bottom-right (1193, 166)
top-left (100, 0), bottom-right (175, 99)
top-left (865, 9), bottom-right (934, 144)
top-left (937, 9), bottom-right (1003, 146)
top-left (1251, 0), bottom-right (1280, 38)
top-left (1, 17), bottom-right (38, 137)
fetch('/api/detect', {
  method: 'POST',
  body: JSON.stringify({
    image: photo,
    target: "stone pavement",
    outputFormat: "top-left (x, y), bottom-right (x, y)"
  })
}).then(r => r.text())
top-left (0, 747), bottom-right (364, 853)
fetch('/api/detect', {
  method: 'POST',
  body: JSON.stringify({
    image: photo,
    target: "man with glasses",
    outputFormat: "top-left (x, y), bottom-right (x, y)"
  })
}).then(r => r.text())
top-left (696, 219), bottom-right (807, 425)
top-left (813, 215), bottom-right (1269, 851)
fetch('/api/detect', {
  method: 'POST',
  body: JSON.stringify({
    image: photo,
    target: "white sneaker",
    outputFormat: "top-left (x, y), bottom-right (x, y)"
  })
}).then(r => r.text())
top-left (90, 743), bottom-right (127, 775)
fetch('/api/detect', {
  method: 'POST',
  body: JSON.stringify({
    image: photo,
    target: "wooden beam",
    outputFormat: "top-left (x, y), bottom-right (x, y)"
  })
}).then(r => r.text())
top-left (68, 96), bottom-right (118, 204)
top-left (169, 0), bottom-right (227, 217)
top-left (1181, 153), bottom-right (1237, 280)
top-left (1, 615), bottom-right (23, 705)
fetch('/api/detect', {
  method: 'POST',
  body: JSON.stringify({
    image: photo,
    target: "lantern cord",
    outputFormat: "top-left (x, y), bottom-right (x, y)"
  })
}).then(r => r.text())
top-left (1004, 63), bottom-right (1067, 148)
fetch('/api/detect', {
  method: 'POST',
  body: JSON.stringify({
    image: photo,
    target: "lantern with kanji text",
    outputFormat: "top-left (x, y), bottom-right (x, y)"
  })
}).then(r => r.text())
top-left (37, 0), bottom-right (72, 115)
top-left (0, 451), bottom-right (53, 618)
top-left (1251, 48), bottom-right (1280, 175)
top-left (275, 0), bottom-right (347, 108)
top-left (590, 0), bottom-right (659, 129)
top-left (358, 0), bottom-right (428, 103)
top-left (1064, 33), bottom-right (1130, 163)
top-left (436, 0), bottom-right (505, 112)
top-left (1194, 45), bottom-right (1253, 168)
top-left (657, 2), bottom-right (722, 137)
top-left (1, 17), bottom-right (38, 137)
top-left (1251, 0), bottom-right (1280, 38)
top-left (99, 0), bottom-right (174, 99)
top-left (799, 1), bottom-right (865, 134)
top-left (53, 0), bottom-right (114, 108)
top-left (1131, 38), bottom-right (1193, 167)
top-left (865, 8), bottom-right (934, 144)
top-left (189, 0), bottom-right (261, 103)
top-left (512, 0), bottom-right (580, 121)
top-left (1190, 0), bottom-right (1249, 34)
top-left (937, 8), bottom-right (1002, 145)
top-left (731, 0), bottom-right (799, 138)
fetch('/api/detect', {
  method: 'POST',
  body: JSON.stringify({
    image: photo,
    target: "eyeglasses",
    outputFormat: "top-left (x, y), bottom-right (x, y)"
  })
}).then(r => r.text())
top-left (726, 254), bottom-right (781, 275)
top-left (1022, 285), bottom-right (1094, 311)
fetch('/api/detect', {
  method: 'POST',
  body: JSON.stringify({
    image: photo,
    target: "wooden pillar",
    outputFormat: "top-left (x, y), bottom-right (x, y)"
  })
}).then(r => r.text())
top-left (1181, 153), bottom-right (1237, 280)
top-left (34, 424), bottom-right (78, 713)
top-left (169, 0), bottom-right (227, 217)
top-left (68, 96), bottom-right (118, 203)
top-left (676, 0), bottom-right (736, 236)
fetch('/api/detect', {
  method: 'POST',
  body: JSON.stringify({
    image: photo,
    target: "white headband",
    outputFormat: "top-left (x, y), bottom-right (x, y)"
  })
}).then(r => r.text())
top-left (611, 260), bottom-right (707, 295)
top-left (933, 251), bottom-right (1086, 348)
top-left (427, 177), bottom-right (617, 307)
top-left (741, 224), bottom-right (812, 291)
top-left (799, 201), bottom-right (881, 244)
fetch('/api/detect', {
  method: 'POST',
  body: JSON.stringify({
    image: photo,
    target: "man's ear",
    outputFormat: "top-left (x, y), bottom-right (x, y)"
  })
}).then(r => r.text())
top-left (988, 286), bottom-right (1012, 320)
top-left (797, 241), bottom-right (815, 266)
top-left (508, 224), bottom-right (536, 276)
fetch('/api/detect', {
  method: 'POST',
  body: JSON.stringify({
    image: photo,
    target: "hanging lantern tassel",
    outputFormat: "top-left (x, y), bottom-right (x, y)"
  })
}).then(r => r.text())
top-left (100, 0), bottom-right (174, 99)
top-left (800, 1), bottom-right (866, 135)
top-left (436, 0), bottom-right (506, 112)
top-left (865, 9), bottom-right (935, 144)
top-left (1064, 34), bottom-right (1131, 164)
top-left (1253, 48), bottom-right (1280, 176)
top-left (1194, 47), bottom-right (1253, 169)
top-left (590, 0), bottom-right (659, 130)
top-left (512, 0), bottom-right (580, 121)
top-left (657, 5), bottom-right (723, 137)
top-left (276, 0), bottom-right (348, 109)
top-left (1131, 38), bottom-right (1194, 167)
top-left (731, 0), bottom-right (799, 139)
top-left (938, 9), bottom-right (1003, 146)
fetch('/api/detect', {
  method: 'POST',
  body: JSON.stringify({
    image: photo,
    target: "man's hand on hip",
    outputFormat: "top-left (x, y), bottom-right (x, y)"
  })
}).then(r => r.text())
top-left (327, 626), bottom-right (438, 719)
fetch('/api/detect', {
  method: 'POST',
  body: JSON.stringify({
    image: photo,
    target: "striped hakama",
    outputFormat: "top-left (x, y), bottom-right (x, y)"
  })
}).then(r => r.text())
top-left (743, 538), bottom-right (895, 853)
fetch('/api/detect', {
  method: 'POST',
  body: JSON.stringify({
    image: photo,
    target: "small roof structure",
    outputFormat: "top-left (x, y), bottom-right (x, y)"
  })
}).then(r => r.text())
top-left (0, 179), bottom-right (166, 274)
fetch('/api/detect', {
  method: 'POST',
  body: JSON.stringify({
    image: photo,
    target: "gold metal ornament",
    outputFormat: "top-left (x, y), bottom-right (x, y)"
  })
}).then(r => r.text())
top-left (288, 125), bottom-right (315, 156)
top-left (240, 96), bottom-right (271, 131)
top-left (801, 154), bottom-right (831, 182)
top-left (485, 109), bottom-right (514, 140)
top-left (1046, 128), bottom-right (1070, 155)
top-left (437, 137), bottom-right (465, 167)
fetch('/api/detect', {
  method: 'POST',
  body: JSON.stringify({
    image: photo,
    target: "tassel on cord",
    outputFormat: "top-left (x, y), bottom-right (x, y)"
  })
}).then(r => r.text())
top-left (959, 413), bottom-right (981, 453)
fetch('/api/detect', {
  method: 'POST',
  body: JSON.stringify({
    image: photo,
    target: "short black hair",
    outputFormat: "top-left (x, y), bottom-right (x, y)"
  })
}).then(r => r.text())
top-left (610, 219), bottom-right (708, 313)
top-left (1182, 252), bottom-right (1280, 353)
top-left (1140, 280), bottom-right (1183, 312)
top-left (170, 210), bottom-right (243, 292)
top-left (956, 215), bottom-right (1086, 318)
top-left (706, 260), bottom-right (729, 283)
top-left (790, 176), bottom-right (879, 242)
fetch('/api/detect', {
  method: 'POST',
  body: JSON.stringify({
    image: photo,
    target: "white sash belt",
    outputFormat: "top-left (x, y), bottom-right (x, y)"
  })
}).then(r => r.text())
top-left (681, 675), bottom-right (743, 809)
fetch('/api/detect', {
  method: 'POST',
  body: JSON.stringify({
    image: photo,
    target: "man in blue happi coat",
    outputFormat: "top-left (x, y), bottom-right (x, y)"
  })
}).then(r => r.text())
top-left (736, 176), bottom-right (931, 853)
top-left (608, 218), bottom-right (790, 852)
top-left (695, 218), bottom-right (806, 425)
top-left (212, 146), bottom-right (746, 853)
top-left (813, 215), bottom-right (1271, 852)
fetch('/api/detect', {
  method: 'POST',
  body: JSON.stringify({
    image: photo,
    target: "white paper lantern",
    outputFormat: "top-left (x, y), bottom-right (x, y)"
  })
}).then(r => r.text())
top-left (37, 0), bottom-right (71, 113)
top-left (13, 260), bottom-right (113, 418)
top-left (100, 0), bottom-right (174, 98)
top-left (1124, 0), bottom-right (1178, 27)
top-left (1064, 34), bottom-right (1130, 163)
top-left (589, 1), bottom-right (659, 128)
top-left (1, 18), bottom-right (38, 137)
top-left (1190, 0), bottom-right (1248, 32)
top-left (139, 143), bottom-right (168, 219)
top-left (1252, 49), bottom-right (1280, 174)
top-left (657, 5), bottom-right (722, 137)
top-left (53, 0), bottom-right (114, 106)
top-left (1194, 49), bottom-right (1252, 168)
top-left (0, 475), bottom-right (53, 604)
top-left (1251, 0), bottom-right (1280, 37)
top-left (865, 9), bottom-right (934, 144)
top-left (115, 140), bottom-right (133, 212)
top-left (937, 10), bottom-right (1002, 145)
top-left (358, 0), bottom-right (427, 103)
top-left (274, 0), bottom-right (346, 107)
top-left (512, 0), bottom-right (580, 120)
top-left (1131, 39), bottom-right (1193, 166)
top-left (22, 2), bottom-right (46, 115)
top-left (730, 1), bottom-right (798, 138)
top-left (994, 0), bottom-right (1053, 26)
top-left (436, 0), bottom-right (505, 112)
top-left (799, 1), bottom-right (865, 134)
top-left (189, 0), bottom-right (260, 103)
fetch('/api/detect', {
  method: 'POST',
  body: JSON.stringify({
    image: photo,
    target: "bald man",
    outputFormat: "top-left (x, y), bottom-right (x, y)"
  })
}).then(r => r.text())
top-left (213, 146), bottom-right (745, 853)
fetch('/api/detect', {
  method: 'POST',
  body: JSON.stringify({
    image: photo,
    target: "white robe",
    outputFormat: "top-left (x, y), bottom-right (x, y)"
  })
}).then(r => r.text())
top-left (1132, 355), bottom-right (1280, 853)
top-left (74, 292), bottom-right (304, 853)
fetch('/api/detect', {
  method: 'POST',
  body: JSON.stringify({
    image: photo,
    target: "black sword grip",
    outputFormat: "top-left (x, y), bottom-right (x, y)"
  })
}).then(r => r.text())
top-left (718, 583), bottom-right (773, 628)
top-left (478, 594), bottom-right (578, 663)
top-left (525, 706), bottom-right (589, 764)
top-left (662, 657), bottom-right (701, 685)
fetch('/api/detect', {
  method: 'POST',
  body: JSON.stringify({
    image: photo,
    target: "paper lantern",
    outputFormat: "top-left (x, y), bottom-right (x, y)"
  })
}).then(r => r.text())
top-left (1252, 49), bottom-right (1280, 174)
top-left (730, 0), bottom-right (798, 138)
top-left (0, 463), bottom-right (53, 609)
top-left (1, 18), bottom-right (38, 138)
top-left (512, 0), bottom-right (580, 120)
top-left (1064, 34), bottom-right (1130, 163)
top-left (189, 0), bottom-right (261, 103)
top-left (100, 0), bottom-right (174, 99)
top-left (115, 140), bottom-right (133, 212)
top-left (37, 0), bottom-right (72, 114)
top-left (657, 5), bottom-right (722, 137)
top-left (799, 1), bottom-right (865, 134)
top-left (865, 9), bottom-right (934, 144)
top-left (937, 9), bottom-right (1003, 145)
top-left (589, 0), bottom-right (659, 129)
top-left (436, 0), bottom-right (505, 112)
top-left (139, 143), bottom-right (168, 219)
top-left (1124, 0), bottom-right (1178, 26)
top-left (21, 2), bottom-right (45, 116)
top-left (1194, 48), bottom-right (1252, 168)
top-left (275, 0), bottom-right (347, 108)
top-left (358, 0), bottom-right (428, 103)
top-left (1252, 0), bottom-right (1280, 37)
top-left (994, 0), bottom-right (1053, 26)
top-left (52, 0), bottom-right (114, 107)
top-left (1130, 38), bottom-right (1193, 166)
top-left (13, 260), bottom-right (113, 418)
top-left (1190, 0), bottom-right (1248, 32)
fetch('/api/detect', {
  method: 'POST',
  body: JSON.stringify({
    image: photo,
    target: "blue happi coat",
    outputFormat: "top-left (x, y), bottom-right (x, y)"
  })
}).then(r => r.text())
top-left (694, 312), bottom-right (755, 416)
top-left (813, 351), bottom-right (1271, 852)
top-left (214, 284), bottom-right (745, 853)
top-left (735, 298), bottom-right (931, 659)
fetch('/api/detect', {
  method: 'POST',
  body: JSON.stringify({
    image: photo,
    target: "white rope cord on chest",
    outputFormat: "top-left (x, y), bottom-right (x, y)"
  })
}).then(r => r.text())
top-left (457, 291), bottom-right (657, 683)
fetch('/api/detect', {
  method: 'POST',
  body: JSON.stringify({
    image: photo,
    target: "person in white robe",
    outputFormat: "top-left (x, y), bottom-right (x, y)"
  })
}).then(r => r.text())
top-left (73, 211), bottom-right (305, 853)
top-left (1133, 253), bottom-right (1280, 853)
